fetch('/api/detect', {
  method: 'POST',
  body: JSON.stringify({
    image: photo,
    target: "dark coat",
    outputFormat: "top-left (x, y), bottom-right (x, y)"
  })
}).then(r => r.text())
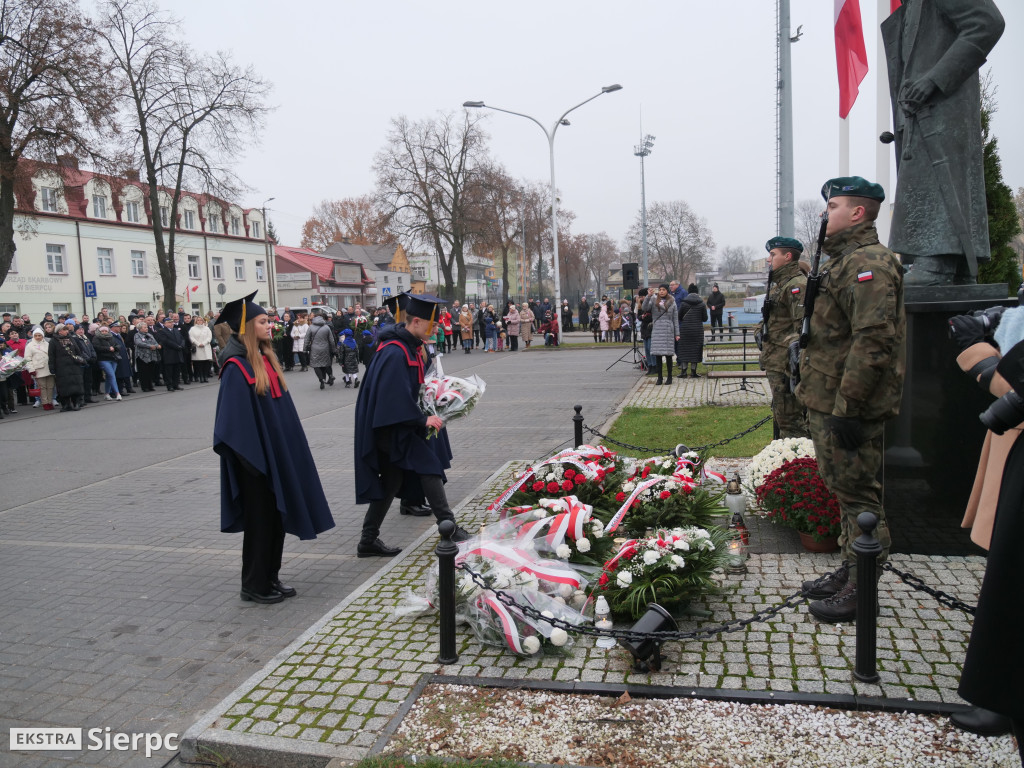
top-left (338, 342), bottom-right (360, 374)
top-left (214, 337), bottom-right (335, 540)
top-left (153, 324), bottom-right (184, 364)
top-left (111, 334), bottom-right (132, 378)
top-left (353, 325), bottom-right (452, 504)
top-left (707, 289), bottom-right (726, 314)
top-left (91, 330), bottom-right (120, 362)
top-left (677, 293), bottom-right (707, 363)
top-left (49, 336), bottom-right (85, 396)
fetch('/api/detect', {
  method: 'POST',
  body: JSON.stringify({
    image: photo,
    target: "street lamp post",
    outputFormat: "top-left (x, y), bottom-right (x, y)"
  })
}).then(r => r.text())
top-left (261, 197), bottom-right (275, 308)
top-left (463, 84), bottom-right (622, 324)
top-left (633, 134), bottom-right (655, 288)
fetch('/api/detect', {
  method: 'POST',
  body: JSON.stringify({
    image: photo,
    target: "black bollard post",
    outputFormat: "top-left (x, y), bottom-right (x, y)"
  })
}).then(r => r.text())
top-left (435, 520), bottom-right (459, 665)
top-left (853, 511), bottom-right (882, 683)
top-left (573, 404), bottom-right (584, 448)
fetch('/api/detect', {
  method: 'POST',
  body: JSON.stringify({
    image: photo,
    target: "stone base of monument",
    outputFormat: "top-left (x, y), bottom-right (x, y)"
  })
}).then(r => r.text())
top-left (884, 283), bottom-right (1013, 557)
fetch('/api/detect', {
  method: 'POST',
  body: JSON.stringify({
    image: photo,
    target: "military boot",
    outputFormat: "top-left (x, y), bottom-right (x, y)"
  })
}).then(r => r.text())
top-left (802, 562), bottom-right (849, 599)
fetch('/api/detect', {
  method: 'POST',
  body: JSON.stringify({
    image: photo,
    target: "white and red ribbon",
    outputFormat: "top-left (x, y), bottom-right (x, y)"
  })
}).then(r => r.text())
top-left (460, 543), bottom-right (582, 588)
top-left (604, 476), bottom-right (666, 533)
top-left (481, 595), bottom-right (525, 654)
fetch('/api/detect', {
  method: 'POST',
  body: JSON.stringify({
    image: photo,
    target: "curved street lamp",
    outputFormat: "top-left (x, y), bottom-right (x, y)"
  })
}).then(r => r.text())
top-left (463, 84), bottom-right (623, 327)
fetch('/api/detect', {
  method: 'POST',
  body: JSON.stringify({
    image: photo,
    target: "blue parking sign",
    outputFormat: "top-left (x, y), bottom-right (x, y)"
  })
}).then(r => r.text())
top-left (84, 281), bottom-right (97, 298)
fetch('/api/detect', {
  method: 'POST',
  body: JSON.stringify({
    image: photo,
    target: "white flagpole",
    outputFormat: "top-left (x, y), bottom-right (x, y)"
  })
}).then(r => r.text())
top-left (839, 117), bottom-right (850, 176)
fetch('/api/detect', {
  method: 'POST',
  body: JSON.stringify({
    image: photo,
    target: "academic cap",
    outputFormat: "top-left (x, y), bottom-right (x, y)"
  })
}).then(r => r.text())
top-left (214, 291), bottom-right (267, 335)
top-left (384, 291), bottom-right (446, 323)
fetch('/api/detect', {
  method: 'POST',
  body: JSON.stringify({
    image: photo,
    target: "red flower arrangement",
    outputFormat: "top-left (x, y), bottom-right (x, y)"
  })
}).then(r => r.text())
top-left (754, 456), bottom-right (841, 542)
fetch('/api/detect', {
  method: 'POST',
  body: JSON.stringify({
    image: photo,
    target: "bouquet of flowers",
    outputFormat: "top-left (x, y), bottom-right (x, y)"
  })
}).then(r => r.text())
top-left (463, 588), bottom-right (586, 656)
top-left (607, 477), bottom-right (726, 536)
top-left (419, 356), bottom-right (486, 438)
top-left (490, 445), bottom-right (622, 516)
top-left (353, 314), bottom-right (370, 332)
top-left (269, 320), bottom-right (286, 342)
top-left (747, 438), bottom-right (816, 493)
top-left (594, 526), bottom-right (732, 620)
top-left (484, 497), bottom-right (617, 569)
top-left (753, 456), bottom-right (840, 542)
top-left (0, 353), bottom-right (26, 381)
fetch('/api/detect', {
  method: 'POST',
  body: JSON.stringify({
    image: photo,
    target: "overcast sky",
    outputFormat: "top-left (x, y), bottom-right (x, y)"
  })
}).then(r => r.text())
top-left (166, 0), bottom-right (1023, 264)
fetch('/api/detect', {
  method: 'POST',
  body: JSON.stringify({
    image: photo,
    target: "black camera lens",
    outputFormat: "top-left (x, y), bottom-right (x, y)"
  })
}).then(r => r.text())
top-left (979, 389), bottom-right (1024, 435)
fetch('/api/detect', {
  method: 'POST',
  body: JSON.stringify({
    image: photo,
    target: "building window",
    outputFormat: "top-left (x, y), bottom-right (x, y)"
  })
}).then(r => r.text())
top-left (211, 257), bottom-right (223, 280)
top-left (183, 210), bottom-right (195, 229)
top-left (53, 303), bottom-right (71, 314)
top-left (102, 302), bottom-right (118, 316)
top-left (397, 276), bottom-right (403, 287)
top-left (40, 187), bottom-right (58, 212)
top-left (231, 216), bottom-right (240, 236)
top-left (124, 201), bottom-right (140, 223)
top-left (208, 214), bottom-right (219, 233)
top-left (160, 206), bottom-right (169, 227)
top-left (136, 302), bottom-right (150, 313)
top-left (255, 260), bottom-right (265, 282)
top-left (234, 259), bottom-right (245, 280)
top-left (0, 303), bottom-right (20, 315)
top-left (97, 248), bottom-right (115, 275)
top-left (251, 220), bottom-right (261, 239)
top-left (187, 254), bottom-right (200, 279)
top-left (46, 244), bottom-right (66, 274)
top-left (131, 250), bottom-right (146, 277)
top-left (93, 195), bottom-right (107, 218)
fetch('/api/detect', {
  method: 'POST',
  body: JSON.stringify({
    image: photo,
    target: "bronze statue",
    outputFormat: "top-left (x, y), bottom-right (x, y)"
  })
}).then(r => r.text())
top-left (881, 0), bottom-right (1004, 286)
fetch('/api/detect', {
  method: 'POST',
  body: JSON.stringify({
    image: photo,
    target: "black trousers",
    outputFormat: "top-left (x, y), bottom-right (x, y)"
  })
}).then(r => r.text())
top-left (361, 455), bottom-right (456, 543)
top-left (137, 360), bottom-right (156, 390)
top-left (163, 362), bottom-right (181, 389)
top-left (239, 472), bottom-right (284, 594)
top-left (313, 365), bottom-right (333, 383)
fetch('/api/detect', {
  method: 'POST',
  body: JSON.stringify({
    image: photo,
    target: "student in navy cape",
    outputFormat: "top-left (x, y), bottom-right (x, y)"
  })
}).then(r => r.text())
top-left (213, 292), bottom-right (335, 603)
top-left (353, 292), bottom-right (471, 557)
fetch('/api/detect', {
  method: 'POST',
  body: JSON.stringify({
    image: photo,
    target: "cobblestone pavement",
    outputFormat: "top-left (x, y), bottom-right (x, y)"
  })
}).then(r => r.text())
top-left (183, 463), bottom-right (989, 767)
top-left (0, 346), bottom-right (639, 768)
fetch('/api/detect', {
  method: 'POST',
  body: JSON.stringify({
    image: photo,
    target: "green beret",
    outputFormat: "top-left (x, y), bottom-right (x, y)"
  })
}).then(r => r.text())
top-left (765, 237), bottom-right (804, 253)
top-left (820, 176), bottom-right (885, 202)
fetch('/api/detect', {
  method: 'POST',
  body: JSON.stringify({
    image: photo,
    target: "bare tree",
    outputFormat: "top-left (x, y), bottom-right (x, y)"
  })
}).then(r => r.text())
top-left (300, 195), bottom-right (393, 251)
top-left (374, 112), bottom-right (488, 301)
top-left (473, 163), bottom-right (525, 307)
top-left (795, 199), bottom-right (822, 257)
top-left (625, 200), bottom-right (715, 285)
top-left (521, 181), bottom-right (551, 296)
top-left (580, 232), bottom-right (618, 296)
top-left (100, 0), bottom-right (271, 311)
top-left (0, 0), bottom-right (115, 285)
top-left (718, 245), bottom-right (757, 277)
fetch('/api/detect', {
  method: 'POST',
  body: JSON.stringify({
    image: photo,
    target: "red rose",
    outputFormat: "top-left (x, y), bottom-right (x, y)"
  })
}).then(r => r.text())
top-left (641, 466), bottom-right (650, 479)
top-left (561, 480), bottom-right (574, 491)
top-left (564, 469), bottom-right (576, 479)
top-left (532, 482), bottom-right (545, 492)
top-left (546, 482), bottom-right (559, 494)
top-left (631, 500), bottom-right (640, 508)
top-left (615, 492), bottom-right (626, 502)
top-left (659, 490), bottom-right (671, 500)
top-left (574, 475), bottom-right (586, 486)
top-left (598, 573), bottom-right (610, 586)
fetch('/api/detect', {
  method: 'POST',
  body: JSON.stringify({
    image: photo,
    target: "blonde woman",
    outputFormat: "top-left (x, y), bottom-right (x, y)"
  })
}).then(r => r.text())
top-left (189, 316), bottom-right (214, 382)
top-left (290, 316), bottom-right (310, 371)
top-left (213, 292), bottom-right (334, 603)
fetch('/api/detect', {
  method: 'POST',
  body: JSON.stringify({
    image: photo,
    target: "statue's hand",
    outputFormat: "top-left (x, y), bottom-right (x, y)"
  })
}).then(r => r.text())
top-left (899, 77), bottom-right (937, 115)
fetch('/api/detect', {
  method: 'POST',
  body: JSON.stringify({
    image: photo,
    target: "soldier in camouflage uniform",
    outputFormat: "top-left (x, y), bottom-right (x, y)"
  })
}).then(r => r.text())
top-left (758, 236), bottom-right (810, 439)
top-left (794, 176), bottom-right (906, 623)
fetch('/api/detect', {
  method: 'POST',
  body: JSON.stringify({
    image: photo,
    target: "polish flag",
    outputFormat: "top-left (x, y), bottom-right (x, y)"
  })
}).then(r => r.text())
top-left (890, 0), bottom-right (901, 11)
top-left (834, 0), bottom-right (869, 119)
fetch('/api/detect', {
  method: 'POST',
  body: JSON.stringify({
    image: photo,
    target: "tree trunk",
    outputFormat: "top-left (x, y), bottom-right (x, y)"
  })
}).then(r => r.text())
top-left (0, 160), bottom-right (18, 287)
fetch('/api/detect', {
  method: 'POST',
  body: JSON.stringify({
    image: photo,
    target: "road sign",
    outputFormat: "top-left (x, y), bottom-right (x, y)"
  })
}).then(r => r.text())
top-left (381, 287), bottom-right (392, 297)
top-left (84, 281), bottom-right (97, 298)
top-left (302, 297), bottom-right (308, 305)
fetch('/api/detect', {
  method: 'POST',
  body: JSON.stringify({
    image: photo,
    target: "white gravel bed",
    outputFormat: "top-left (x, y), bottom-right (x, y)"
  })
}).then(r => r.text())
top-left (386, 684), bottom-right (1020, 768)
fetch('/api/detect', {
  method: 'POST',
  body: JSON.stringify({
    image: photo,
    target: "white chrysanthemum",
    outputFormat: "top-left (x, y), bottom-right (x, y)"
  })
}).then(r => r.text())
top-left (673, 539), bottom-right (690, 551)
top-left (522, 636), bottom-right (541, 654)
top-left (549, 628), bottom-right (568, 647)
top-left (556, 544), bottom-right (572, 559)
top-left (616, 571), bottom-right (633, 587)
top-left (622, 481), bottom-right (636, 493)
top-left (571, 589), bottom-right (587, 608)
top-left (671, 555), bottom-right (686, 569)
top-left (643, 550), bottom-right (659, 565)
top-left (558, 583), bottom-right (575, 598)
top-left (591, 524), bottom-right (604, 539)
top-left (533, 508), bottom-right (548, 520)
top-left (576, 538), bottom-right (592, 553)
top-left (546, 472), bottom-right (556, 482)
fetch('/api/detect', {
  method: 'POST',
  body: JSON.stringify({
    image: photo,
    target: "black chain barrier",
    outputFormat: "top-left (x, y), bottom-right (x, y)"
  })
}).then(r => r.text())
top-left (456, 561), bottom-right (833, 642)
top-left (582, 414), bottom-right (772, 456)
top-left (882, 562), bottom-right (977, 616)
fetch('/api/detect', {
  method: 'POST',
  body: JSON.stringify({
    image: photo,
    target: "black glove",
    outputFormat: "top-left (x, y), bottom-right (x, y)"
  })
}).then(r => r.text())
top-left (948, 306), bottom-right (1005, 352)
top-left (828, 415), bottom-right (864, 451)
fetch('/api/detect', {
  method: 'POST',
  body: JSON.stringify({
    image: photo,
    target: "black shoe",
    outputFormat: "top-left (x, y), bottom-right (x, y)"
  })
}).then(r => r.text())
top-left (680, 372), bottom-right (688, 378)
top-left (808, 582), bottom-right (862, 623)
top-left (690, 371), bottom-right (701, 378)
top-left (400, 503), bottom-right (433, 517)
top-left (271, 580), bottom-right (297, 598)
top-left (84, 398), bottom-right (96, 403)
top-left (654, 379), bottom-right (663, 385)
top-left (666, 377), bottom-right (672, 385)
top-left (450, 526), bottom-right (472, 543)
top-left (240, 588), bottom-right (284, 604)
top-left (345, 380), bottom-right (351, 388)
top-left (802, 563), bottom-right (849, 599)
top-left (60, 405), bottom-right (71, 412)
top-left (328, 377), bottom-right (335, 386)
top-left (950, 707), bottom-right (1015, 737)
top-left (167, 387), bottom-right (175, 392)
top-left (173, 386), bottom-right (182, 391)
top-left (354, 380), bottom-right (359, 389)
top-left (357, 538), bottom-right (402, 558)
top-left (320, 381), bottom-right (325, 390)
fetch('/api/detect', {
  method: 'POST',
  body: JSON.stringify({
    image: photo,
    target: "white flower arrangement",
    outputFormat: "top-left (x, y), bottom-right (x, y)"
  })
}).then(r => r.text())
top-left (747, 438), bottom-right (816, 491)
top-left (576, 538), bottom-right (591, 553)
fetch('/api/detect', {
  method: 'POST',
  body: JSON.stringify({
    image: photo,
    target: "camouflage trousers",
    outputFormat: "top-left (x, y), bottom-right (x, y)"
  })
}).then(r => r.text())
top-left (767, 370), bottom-right (809, 439)
top-left (807, 409), bottom-right (891, 578)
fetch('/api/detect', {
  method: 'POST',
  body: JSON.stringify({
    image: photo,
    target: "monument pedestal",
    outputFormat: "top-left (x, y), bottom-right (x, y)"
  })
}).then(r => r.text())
top-left (884, 284), bottom-right (1011, 556)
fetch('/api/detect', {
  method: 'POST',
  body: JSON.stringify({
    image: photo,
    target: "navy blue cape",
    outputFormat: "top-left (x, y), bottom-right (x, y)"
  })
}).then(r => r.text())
top-left (213, 344), bottom-right (335, 540)
top-left (353, 326), bottom-right (452, 504)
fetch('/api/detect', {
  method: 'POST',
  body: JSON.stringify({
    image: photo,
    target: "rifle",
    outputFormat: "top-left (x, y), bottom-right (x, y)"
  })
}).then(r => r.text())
top-left (760, 262), bottom-right (775, 345)
top-left (798, 188), bottom-right (832, 349)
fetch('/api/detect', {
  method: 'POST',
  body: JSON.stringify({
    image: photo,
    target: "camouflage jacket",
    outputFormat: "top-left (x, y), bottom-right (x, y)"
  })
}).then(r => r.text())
top-left (795, 221), bottom-right (906, 420)
top-left (758, 259), bottom-right (807, 373)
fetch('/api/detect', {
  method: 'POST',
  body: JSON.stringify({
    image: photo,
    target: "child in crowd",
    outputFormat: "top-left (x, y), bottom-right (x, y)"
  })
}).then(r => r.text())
top-left (337, 328), bottom-right (361, 389)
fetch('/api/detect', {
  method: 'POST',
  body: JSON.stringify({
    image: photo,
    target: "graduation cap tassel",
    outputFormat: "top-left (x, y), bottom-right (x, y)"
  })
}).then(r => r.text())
top-left (240, 302), bottom-right (246, 335)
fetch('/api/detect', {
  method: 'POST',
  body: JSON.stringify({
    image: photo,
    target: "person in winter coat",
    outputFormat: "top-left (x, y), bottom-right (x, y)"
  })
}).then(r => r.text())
top-left (92, 325), bottom-right (123, 400)
top-left (277, 311), bottom-right (294, 371)
top-left (71, 326), bottom-right (97, 403)
top-left (561, 300), bottom-right (573, 332)
top-left (504, 304), bottom-right (521, 351)
top-left (337, 328), bottom-right (361, 388)
top-left (677, 284), bottom-right (708, 378)
top-left (132, 321), bottom-right (161, 391)
top-left (358, 329), bottom-right (376, 367)
top-left (290, 316), bottom-right (310, 371)
top-left (306, 315), bottom-right (336, 389)
top-left (24, 327), bottom-right (54, 408)
top-left (189, 316), bottom-right (214, 382)
top-left (706, 283), bottom-right (727, 340)
top-left (636, 288), bottom-right (654, 370)
top-left (438, 308), bottom-right (454, 353)
top-left (519, 304), bottom-right (535, 347)
top-left (110, 325), bottom-right (135, 394)
top-left (483, 308), bottom-right (498, 352)
top-left (459, 306), bottom-right (474, 353)
top-left (642, 284), bottom-right (679, 385)
top-left (153, 317), bottom-right (185, 391)
top-left (49, 323), bottom-right (86, 411)
top-left (598, 302), bottom-right (610, 342)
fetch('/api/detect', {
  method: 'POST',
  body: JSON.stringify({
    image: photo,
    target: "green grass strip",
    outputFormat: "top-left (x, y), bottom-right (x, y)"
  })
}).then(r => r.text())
top-left (603, 405), bottom-right (773, 458)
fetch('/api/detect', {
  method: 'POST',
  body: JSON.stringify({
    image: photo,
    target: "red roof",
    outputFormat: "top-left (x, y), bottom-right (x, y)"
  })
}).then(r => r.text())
top-left (274, 245), bottom-right (372, 286)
